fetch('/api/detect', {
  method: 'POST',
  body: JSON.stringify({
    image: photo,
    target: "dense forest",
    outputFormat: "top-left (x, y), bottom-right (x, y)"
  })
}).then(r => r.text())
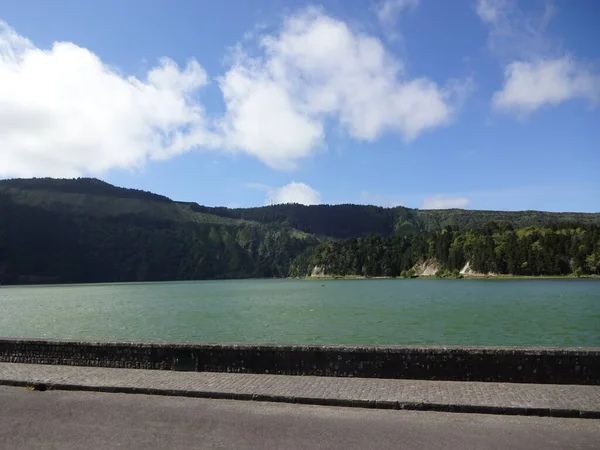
top-left (0, 200), bottom-right (316, 284)
top-left (1, 178), bottom-right (599, 284)
top-left (0, 181), bottom-right (317, 284)
top-left (196, 202), bottom-right (600, 238)
top-left (291, 223), bottom-right (600, 278)
top-left (0, 177), bottom-right (172, 202)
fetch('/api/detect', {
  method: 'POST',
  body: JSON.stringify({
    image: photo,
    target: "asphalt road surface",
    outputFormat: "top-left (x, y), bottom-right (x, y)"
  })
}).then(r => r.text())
top-left (1, 386), bottom-right (599, 449)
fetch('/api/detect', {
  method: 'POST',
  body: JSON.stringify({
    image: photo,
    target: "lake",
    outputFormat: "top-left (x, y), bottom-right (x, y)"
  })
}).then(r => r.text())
top-left (1, 279), bottom-right (599, 347)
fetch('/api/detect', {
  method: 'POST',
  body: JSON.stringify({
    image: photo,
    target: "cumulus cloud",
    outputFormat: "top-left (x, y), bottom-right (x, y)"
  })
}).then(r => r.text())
top-left (266, 182), bottom-right (321, 205)
top-left (0, 20), bottom-right (216, 178)
top-left (420, 195), bottom-right (470, 210)
top-left (493, 57), bottom-right (600, 114)
top-left (219, 7), bottom-right (465, 169)
top-left (476, 1), bottom-right (599, 116)
top-left (1, 9), bottom-right (466, 177)
top-left (218, 55), bottom-right (324, 171)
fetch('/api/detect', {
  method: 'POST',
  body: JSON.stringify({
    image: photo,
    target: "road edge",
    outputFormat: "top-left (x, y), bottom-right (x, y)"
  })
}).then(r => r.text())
top-left (1, 379), bottom-right (598, 419)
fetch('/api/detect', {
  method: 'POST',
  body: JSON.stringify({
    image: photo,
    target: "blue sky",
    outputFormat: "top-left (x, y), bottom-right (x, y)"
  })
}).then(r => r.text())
top-left (0, 0), bottom-right (598, 211)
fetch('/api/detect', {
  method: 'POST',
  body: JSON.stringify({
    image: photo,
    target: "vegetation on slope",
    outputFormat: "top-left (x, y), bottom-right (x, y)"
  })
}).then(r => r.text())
top-left (292, 223), bottom-right (600, 278)
top-left (1, 177), bottom-right (599, 284)
top-left (193, 203), bottom-right (399, 238)
top-left (0, 177), bottom-right (172, 202)
top-left (0, 179), bottom-right (317, 284)
top-left (196, 203), bottom-right (600, 238)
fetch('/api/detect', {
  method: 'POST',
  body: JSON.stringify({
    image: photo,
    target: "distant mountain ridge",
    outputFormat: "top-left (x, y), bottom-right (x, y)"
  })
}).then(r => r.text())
top-left (1, 177), bottom-right (599, 284)
top-left (0, 178), bottom-right (317, 284)
top-left (189, 194), bottom-right (600, 238)
top-left (2, 177), bottom-right (600, 236)
top-left (0, 177), bottom-right (173, 202)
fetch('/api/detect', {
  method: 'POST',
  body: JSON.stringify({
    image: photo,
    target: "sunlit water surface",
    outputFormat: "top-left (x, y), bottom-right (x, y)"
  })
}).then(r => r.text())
top-left (1, 279), bottom-right (599, 346)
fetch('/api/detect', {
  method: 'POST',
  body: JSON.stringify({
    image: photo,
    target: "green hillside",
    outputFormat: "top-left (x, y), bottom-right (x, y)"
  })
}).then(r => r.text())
top-left (1, 177), bottom-right (599, 284)
top-left (196, 203), bottom-right (600, 238)
top-left (291, 223), bottom-right (600, 278)
top-left (0, 177), bottom-right (243, 226)
top-left (0, 178), bottom-right (317, 284)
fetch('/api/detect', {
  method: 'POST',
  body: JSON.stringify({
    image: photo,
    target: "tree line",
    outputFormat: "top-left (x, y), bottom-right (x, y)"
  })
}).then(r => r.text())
top-left (0, 197), bottom-right (316, 284)
top-left (291, 222), bottom-right (600, 278)
top-left (1, 177), bottom-right (172, 202)
top-left (2, 178), bottom-right (600, 284)
top-left (194, 202), bottom-right (600, 239)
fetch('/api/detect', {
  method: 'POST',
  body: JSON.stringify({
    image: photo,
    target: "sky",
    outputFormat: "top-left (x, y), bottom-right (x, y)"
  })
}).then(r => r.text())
top-left (0, 0), bottom-right (599, 212)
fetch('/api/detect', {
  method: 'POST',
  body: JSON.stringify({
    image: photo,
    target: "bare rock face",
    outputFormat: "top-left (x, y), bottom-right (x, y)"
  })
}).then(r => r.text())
top-left (413, 259), bottom-right (440, 276)
top-left (460, 261), bottom-right (497, 277)
top-left (460, 261), bottom-right (474, 276)
top-left (310, 266), bottom-right (326, 277)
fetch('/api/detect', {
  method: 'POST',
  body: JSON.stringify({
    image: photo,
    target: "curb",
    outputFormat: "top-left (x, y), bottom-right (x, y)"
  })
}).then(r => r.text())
top-left (2, 379), bottom-right (599, 419)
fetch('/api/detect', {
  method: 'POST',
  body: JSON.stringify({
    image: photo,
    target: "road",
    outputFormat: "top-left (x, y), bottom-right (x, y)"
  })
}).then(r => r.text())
top-left (1, 386), bottom-right (599, 449)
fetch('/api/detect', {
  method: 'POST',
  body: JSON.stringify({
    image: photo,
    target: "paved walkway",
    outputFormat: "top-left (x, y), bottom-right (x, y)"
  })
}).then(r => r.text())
top-left (1, 363), bottom-right (599, 418)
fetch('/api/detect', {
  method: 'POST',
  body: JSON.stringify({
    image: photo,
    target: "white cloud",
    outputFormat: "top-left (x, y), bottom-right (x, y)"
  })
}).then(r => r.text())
top-left (476, 2), bottom-right (600, 116)
top-left (0, 9), bottom-right (467, 177)
top-left (376, 0), bottom-right (419, 29)
top-left (493, 57), bottom-right (600, 114)
top-left (218, 56), bottom-right (324, 171)
top-left (218, 7), bottom-right (465, 169)
top-left (0, 20), bottom-right (217, 178)
top-left (267, 182), bottom-right (321, 205)
top-left (421, 195), bottom-right (471, 210)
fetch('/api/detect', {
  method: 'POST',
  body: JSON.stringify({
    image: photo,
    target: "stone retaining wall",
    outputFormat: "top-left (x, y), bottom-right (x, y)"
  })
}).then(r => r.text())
top-left (1, 338), bottom-right (598, 385)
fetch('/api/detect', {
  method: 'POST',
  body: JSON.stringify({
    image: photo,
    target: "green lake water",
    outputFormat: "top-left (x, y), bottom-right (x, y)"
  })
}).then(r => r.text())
top-left (1, 279), bottom-right (599, 347)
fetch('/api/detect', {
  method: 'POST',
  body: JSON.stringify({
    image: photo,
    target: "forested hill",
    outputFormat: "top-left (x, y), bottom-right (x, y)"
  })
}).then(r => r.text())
top-left (291, 223), bottom-right (600, 278)
top-left (194, 202), bottom-right (600, 238)
top-left (0, 178), bottom-right (318, 284)
top-left (0, 177), bottom-right (173, 202)
top-left (1, 177), bottom-right (599, 284)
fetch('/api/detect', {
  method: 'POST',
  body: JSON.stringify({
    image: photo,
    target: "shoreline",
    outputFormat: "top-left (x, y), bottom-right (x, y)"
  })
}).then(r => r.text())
top-left (304, 274), bottom-right (600, 281)
top-left (2, 274), bottom-right (599, 287)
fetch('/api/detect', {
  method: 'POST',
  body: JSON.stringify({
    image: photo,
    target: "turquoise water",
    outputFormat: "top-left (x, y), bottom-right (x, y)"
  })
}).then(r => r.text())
top-left (0, 279), bottom-right (599, 347)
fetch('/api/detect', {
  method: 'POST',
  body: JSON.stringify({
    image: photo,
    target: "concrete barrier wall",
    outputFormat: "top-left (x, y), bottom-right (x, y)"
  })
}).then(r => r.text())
top-left (1, 338), bottom-right (598, 385)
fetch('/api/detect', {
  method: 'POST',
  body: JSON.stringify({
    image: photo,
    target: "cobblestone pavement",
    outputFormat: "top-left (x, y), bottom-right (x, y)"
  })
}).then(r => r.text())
top-left (1, 363), bottom-right (599, 417)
